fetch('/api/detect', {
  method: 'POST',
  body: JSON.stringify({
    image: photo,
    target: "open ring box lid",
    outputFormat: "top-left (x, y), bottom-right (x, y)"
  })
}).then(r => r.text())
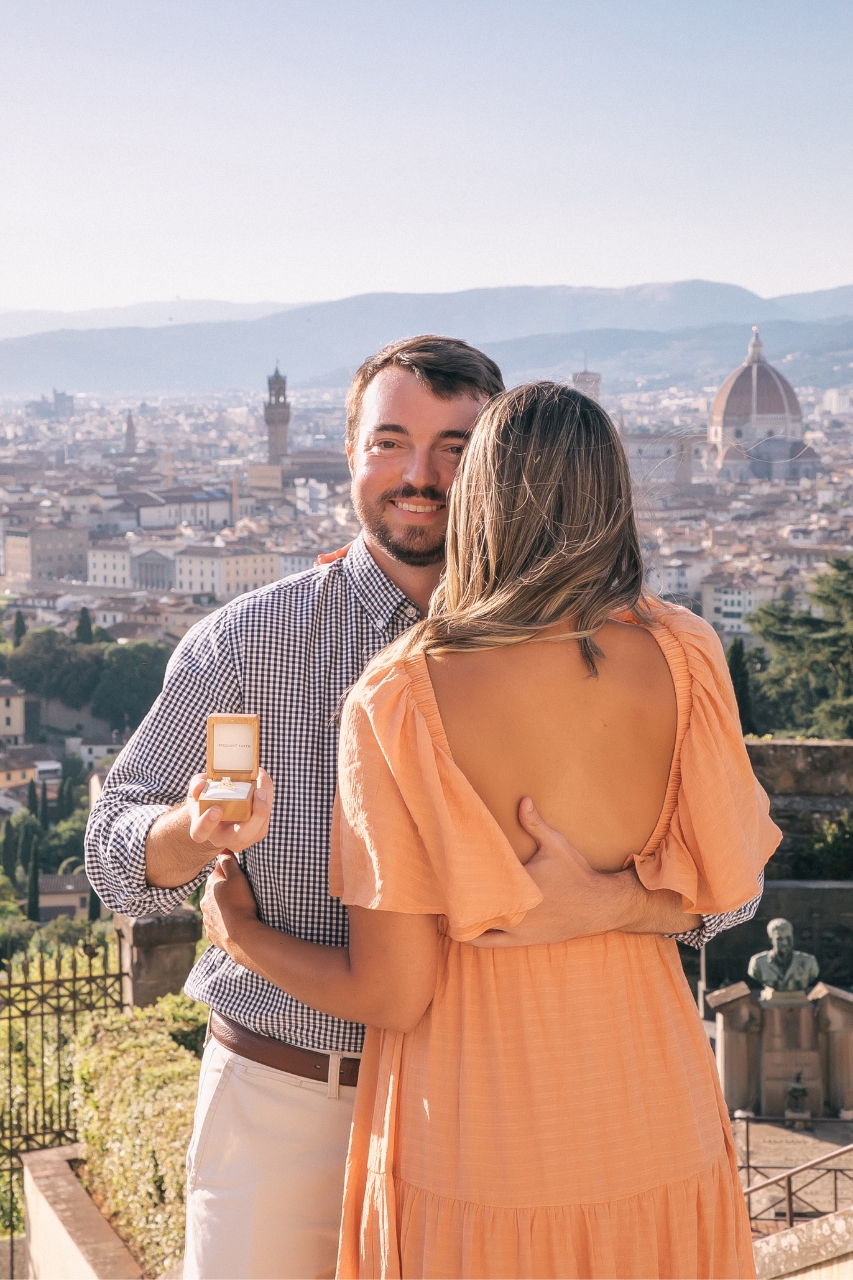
top-left (199, 714), bottom-right (260, 823)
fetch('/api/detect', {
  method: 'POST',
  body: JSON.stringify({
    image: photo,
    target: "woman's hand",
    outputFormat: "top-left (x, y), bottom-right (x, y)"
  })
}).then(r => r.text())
top-left (201, 852), bottom-right (261, 963)
top-left (187, 767), bottom-right (274, 855)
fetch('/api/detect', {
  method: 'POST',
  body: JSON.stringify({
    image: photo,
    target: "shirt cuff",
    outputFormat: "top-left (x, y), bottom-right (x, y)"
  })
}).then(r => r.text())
top-left (669, 871), bottom-right (765, 949)
top-left (88, 801), bottom-right (213, 917)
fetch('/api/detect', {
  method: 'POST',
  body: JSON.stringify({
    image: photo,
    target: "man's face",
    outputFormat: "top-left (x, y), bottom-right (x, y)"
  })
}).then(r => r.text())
top-left (771, 927), bottom-right (794, 961)
top-left (348, 367), bottom-right (485, 567)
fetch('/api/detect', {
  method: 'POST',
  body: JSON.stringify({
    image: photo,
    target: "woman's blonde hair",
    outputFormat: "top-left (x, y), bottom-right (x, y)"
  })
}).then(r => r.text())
top-left (404, 381), bottom-right (650, 672)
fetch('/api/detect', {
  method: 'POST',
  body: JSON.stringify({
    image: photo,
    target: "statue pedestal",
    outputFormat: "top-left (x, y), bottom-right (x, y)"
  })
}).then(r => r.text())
top-left (759, 989), bottom-right (823, 1118)
top-left (709, 982), bottom-right (853, 1117)
top-left (811, 982), bottom-right (853, 1115)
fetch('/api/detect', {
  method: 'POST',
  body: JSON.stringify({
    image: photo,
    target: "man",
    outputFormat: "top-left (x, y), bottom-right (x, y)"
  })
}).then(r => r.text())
top-left (86, 335), bottom-right (762, 1280)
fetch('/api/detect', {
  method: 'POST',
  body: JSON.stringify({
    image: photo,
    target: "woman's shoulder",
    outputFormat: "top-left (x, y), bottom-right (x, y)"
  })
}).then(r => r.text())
top-left (346, 645), bottom-right (421, 717)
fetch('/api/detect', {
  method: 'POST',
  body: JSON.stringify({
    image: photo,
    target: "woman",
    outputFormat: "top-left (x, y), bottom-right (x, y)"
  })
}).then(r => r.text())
top-left (204, 383), bottom-right (780, 1279)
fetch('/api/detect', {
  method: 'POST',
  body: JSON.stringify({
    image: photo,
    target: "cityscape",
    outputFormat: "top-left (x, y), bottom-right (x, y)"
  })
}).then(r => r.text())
top-left (0, 318), bottom-right (849, 659)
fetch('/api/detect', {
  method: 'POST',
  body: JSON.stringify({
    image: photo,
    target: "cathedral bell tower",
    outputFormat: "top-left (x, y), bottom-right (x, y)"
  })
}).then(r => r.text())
top-left (264, 365), bottom-right (291, 464)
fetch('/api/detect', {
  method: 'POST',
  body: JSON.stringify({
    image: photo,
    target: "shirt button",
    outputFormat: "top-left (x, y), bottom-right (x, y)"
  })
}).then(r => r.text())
top-left (404, 605), bottom-right (418, 619)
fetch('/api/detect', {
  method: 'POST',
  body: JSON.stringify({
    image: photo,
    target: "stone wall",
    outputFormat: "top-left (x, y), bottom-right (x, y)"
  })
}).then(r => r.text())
top-left (746, 739), bottom-right (853, 860)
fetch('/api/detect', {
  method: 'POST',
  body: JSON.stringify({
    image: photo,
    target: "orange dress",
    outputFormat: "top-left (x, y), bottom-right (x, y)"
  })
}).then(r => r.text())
top-left (330, 605), bottom-right (781, 1280)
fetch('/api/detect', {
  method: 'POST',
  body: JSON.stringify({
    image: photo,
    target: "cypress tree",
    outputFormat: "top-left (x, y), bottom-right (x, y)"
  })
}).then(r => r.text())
top-left (17, 822), bottom-right (33, 875)
top-left (27, 779), bottom-right (38, 817)
top-left (64, 778), bottom-right (76, 815)
top-left (726, 636), bottom-right (756, 735)
top-left (39, 781), bottom-right (49, 831)
top-left (87, 881), bottom-right (101, 923)
top-left (26, 836), bottom-right (39, 922)
top-left (12, 610), bottom-right (26, 648)
top-left (1, 820), bottom-right (15, 885)
top-left (75, 606), bottom-right (93, 645)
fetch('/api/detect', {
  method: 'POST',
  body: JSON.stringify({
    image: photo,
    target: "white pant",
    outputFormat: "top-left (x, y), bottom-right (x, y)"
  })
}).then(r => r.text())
top-left (183, 1038), bottom-right (357, 1280)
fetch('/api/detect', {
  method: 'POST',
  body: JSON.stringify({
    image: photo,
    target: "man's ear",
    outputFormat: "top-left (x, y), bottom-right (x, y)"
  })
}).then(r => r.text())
top-left (345, 442), bottom-right (355, 475)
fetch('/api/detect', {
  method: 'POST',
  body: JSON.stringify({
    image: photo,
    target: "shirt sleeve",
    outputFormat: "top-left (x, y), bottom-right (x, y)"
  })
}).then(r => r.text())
top-left (84, 612), bottom-right (242, 917)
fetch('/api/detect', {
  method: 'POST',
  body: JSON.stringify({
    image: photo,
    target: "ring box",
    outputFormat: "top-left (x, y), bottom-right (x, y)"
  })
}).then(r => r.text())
top-left (198, 714), bottom-right (260, 823)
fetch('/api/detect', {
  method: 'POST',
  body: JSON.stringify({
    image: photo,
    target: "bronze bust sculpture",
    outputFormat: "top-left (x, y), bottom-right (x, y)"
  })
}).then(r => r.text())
top-left (748, 918), bottom-right (820, 992)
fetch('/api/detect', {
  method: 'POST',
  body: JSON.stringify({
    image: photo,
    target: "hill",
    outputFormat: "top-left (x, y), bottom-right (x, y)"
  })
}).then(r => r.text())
top-left (1, 282), bottom-right (852, 397)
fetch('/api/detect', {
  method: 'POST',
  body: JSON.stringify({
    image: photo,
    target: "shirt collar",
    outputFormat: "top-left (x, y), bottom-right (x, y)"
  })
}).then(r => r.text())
top-left (342, 534), bottom-right (419, 632)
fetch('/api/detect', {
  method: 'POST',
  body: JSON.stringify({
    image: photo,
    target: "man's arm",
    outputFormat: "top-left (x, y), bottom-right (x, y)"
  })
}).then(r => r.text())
top-left (85, 616), bottom-right (245, 916)
top-left (471, 799), bottom-right (763, 949)
top-left (144, 770), bottom-right (274, 887)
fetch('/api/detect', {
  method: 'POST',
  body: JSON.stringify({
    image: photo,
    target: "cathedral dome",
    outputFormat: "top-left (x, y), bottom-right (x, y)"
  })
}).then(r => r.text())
top-left (709, 328), bottom-right (801, 448)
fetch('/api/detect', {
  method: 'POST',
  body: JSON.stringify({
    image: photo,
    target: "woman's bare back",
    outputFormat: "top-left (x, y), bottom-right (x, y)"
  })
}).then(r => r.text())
top-left (426, 619), bottom-right (677, 872)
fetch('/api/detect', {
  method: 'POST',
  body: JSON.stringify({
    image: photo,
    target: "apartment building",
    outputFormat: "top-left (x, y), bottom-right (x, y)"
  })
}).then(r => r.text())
top-left (700, 573), bottom-right (777, 636)
top-left (174, 544), bottom-right (280, 599)
top-left (0, 679), bottom-right (26, 745)
top-left (88, 540), bottom-right (131, 587)
top-left (3, 522), bottom-right (88, 585)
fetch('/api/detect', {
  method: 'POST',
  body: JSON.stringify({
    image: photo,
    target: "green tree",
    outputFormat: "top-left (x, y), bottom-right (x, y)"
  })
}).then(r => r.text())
top-left (26, 836), bottom-right (39, 922)
top-left (12, 610), bottom-right (26, 648)
top-left (41, 810), bottom-right (88, 875)
top-left (39, 780), bottom-right (49, 831)
top-left (7, 629), bottom-right (104, 708)
top-left (17, 817), bottom-right (37, 878)
top-left (726, 637), bottom-right (756, 735)
top-left (64, 777), bottom-right (77, 816)
top-left (748, 557), bottom-right (853, 737)
top-left (27, 778), bottom-right (38, 816)
top-left (2, 819), bottom-right (16, 885)
top-left (75, 606), bottom-right (93, 644)
top-left (91, 641), bottom-right (171, 732)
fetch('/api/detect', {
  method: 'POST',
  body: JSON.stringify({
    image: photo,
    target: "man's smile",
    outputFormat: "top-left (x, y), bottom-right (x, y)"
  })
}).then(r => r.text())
top-left (389, 500), bottom-right (446, 514)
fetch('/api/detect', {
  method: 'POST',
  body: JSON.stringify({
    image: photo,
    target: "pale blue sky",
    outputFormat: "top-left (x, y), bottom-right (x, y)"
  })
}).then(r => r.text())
top-left (1, 0), bottom-right (850, 310)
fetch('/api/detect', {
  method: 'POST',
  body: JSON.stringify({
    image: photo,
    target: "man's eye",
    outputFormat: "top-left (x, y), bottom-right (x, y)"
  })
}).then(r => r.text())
top-left (448, 445), bottom-right (465, 456)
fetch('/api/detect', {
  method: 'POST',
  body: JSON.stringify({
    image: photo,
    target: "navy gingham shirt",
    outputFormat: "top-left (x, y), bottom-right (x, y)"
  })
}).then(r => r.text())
top-left (86, 536), bottom-right (761, 1054)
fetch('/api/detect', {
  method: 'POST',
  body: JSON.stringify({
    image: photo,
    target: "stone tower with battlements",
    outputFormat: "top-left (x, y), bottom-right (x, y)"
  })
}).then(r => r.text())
top-left (264, 366), bottom-right (291, 464)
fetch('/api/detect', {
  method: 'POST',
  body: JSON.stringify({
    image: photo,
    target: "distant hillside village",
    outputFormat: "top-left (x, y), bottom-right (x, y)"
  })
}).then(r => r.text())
top-left (0, 328), bottom-right (850, 759)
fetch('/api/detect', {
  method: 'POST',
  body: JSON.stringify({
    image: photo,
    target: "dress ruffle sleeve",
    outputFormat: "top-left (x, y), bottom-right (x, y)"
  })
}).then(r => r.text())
top-left (632, 606), bottom-right (782, 915)
top-left (330, 656), bottom-right (543, 942)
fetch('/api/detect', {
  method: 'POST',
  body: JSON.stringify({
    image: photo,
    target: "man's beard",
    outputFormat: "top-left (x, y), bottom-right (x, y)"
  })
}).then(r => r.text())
top-left (353, 484), bottom-right (447, 567)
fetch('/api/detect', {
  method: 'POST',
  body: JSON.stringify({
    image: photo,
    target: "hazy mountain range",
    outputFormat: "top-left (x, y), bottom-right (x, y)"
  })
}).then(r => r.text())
top-left (1, 280), bottom-right (852, 398)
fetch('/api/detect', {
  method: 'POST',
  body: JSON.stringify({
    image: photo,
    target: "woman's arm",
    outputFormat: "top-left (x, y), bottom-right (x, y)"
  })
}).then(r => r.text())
top-left (201, 853), bottom-right (440, 1033)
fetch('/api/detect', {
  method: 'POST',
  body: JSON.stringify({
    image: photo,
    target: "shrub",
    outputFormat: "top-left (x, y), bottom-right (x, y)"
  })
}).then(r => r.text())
top-left (765, 812), bottom-right (853, 880)
top-left (73, 994), bottom-right (207, 1276)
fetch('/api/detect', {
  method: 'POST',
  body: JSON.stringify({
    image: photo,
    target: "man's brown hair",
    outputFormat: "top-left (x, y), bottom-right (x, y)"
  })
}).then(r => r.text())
top-left (346, 335), bottom-right (505, 448)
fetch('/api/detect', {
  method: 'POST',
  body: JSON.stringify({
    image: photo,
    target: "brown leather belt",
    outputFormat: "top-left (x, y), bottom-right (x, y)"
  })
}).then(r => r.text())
top-left (210, 1011), bottom-right (360, 1087)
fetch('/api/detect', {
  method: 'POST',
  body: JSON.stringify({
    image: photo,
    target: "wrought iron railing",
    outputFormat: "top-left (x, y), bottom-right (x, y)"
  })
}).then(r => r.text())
top-left (734, 1115), bottom-right (853, 1233)
top-left (0, 937), bottom-right (125, 1276)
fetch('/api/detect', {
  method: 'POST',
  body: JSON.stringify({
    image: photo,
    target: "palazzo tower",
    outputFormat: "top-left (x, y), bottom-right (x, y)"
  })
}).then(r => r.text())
top-left (264, 365), bottom-right (291, 464)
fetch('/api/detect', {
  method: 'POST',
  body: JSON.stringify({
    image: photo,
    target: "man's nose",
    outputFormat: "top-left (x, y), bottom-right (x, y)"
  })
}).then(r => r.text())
top-left (401, 445), bottom-right (441, 490)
